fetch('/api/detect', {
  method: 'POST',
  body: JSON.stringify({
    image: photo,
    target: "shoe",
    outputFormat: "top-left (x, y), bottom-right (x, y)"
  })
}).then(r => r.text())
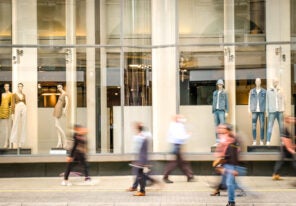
top-left (85, 177), bottom-right (91, 181)
top-left (226, 202), bottom-right (235, 206)
top-left (163, 178), bottom-right (173, 183)
top-left (272, 174), bottom-right (282, 180)
top-left (266, 141), bottom-right (270, 146)
top-left (210, 189), bottom-right (220, 196)
top-left (252, 141), bottom-right (256, 146)
top-left (187, 176), bottom-right (195, 182)
top-left (236, 189), bottom-right (246, 197)
top-left (126, 187), bottom-right (137, 192)
top-left (61, 180), bottom-right (72, 186)
top-left (260, 141), bottom-right (263, 146)
top-left (133, 191), bottom-right (145, 196)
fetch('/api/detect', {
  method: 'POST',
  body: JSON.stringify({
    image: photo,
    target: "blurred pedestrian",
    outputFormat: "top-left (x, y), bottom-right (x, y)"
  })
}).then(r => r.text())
top-left (272, 116), bottom-right (296, 181)
top-left (219, 123), bottom-right (246, 206)
top-left (211, 124), bottom-right (245, 197)
top-left (163, 114), bottom-right (195, 183)
top-left (128, 122), bottom-right (151, 196)
top-left (61, 124), bottom-right (90, 186)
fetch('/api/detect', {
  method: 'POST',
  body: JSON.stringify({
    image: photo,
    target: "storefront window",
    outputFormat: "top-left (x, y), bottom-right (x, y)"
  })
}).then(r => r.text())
top-left (178, 0), bottom-right (224, 44)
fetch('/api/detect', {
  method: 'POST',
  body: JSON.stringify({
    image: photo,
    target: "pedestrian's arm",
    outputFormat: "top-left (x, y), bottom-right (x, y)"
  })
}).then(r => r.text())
top-left (282, 137), bottom-right (295, 154)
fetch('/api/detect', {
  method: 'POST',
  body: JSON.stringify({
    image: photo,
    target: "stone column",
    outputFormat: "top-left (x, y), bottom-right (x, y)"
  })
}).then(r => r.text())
top-left (224, 0), bottom-right (236, 126)
top-left (266, 0), bottom-right (291, 144)
top-left (86, 0), bottom-right (96, 154)
top-left (65, 0), bottom-right (77, 130)
top-left (152, 0), bottom-right (177, 152)
top-left (12, 0), bottom-right (38, 153)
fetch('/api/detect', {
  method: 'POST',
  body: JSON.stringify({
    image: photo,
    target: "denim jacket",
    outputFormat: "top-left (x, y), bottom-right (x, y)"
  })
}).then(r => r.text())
top-left (266, 87), bottom-right (285, 113)
top-left (248, 88), bottom-right (266, 112)
top-left (212, 90), bottom-right (228, 113)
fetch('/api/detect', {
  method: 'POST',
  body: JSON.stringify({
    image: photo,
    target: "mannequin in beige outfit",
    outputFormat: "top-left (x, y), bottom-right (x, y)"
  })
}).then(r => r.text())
top-left (53, 84), bottom-right (69, 148)
top-left (0, 83), bottom-right (12, 148)
top-left (10, 83), bottom-right (27, 148)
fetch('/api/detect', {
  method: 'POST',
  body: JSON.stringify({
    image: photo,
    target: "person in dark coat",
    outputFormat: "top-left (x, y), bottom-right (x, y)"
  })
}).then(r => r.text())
top-left (61, 124), bottom-right (90, 186)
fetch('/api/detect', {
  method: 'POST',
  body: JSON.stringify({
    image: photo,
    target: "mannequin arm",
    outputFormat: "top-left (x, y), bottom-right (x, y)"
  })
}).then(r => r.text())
top-left (63, 95), bottom-right (69, 115)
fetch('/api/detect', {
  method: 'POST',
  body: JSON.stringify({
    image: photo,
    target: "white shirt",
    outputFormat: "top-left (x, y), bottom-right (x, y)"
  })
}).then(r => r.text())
top-left (256, 89), bottom-right (261, 112)
top-left (167, 121), bottom-right (190, 145)
top-left (216, 91), bottom-right (221, 109)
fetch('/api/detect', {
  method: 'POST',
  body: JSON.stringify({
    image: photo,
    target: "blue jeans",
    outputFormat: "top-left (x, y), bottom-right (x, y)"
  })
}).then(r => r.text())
top-left (224, 164), bottom-right (247, 203)
top-left (214, 110), bottom-right (225, 142)
top-left (267, 112), bottom-right (284, 142)
top-left (252, 112), bottom-right (265, 141)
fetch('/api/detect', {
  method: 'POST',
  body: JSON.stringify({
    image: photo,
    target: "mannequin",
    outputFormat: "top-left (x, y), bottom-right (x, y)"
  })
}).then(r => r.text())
top-left (10, 83), bottom-right (27, 148)
top-left (53, 84), bottom-right (69, 148)
top-left (0, 83), bottom-right (12, 148)
top-left (266, 78), bottom-right (285, 146)
top-left (212, 79), bottom-right (228, 145)
top-left (248, 78), bottom-right (266, 146)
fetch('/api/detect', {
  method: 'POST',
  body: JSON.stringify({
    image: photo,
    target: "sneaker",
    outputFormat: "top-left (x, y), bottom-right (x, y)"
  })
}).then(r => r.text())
top-left (85, 177), bottom-right (91, 181)
top-left (61, 180), bottom-right (72, 186)
top-left (266, 141), bottom-right (270, 146)
top-left (272, 174), bottom-right (282, 181)
top-left (133, 191), bottom-right (145, 196)
top-left (260, 141), bottom-right (263, 146)
top-left (226, 202), bottom-right (235, 206)
top-left (252, 141), bottom-right (256, 146)
top-left (163, 177), bottom-right (173, 184)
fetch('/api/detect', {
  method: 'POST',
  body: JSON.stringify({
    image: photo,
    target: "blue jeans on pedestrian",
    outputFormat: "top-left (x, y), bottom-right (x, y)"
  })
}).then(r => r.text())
top-left (267, 112), bottom-right (284, 142)
top-left (214, 110), bottom-right (225, 142)
top-left (252, 112), bottom-right (265, 141)
top-left (224, 164), bottom-right (247, 203)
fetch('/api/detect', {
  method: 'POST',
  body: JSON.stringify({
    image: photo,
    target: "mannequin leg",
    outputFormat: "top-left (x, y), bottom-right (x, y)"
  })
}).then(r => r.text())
top-left (10, 105), bottom-right (21, 146)
top-left (267, 113), bottom-right (276, 144)
top-left (259, 112), bottom-right (265, 142)
top-left (20, 105), bottom-right (27, 147)
top-left (55, 118), bottom-right (66, 148)
top-left (251, 113), bottom-right (259, 142)
top-left (3, 118), bottom-right (11, 148)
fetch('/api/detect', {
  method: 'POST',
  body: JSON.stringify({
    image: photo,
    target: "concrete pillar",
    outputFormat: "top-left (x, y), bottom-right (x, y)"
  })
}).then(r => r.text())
top-left (65, 0), bottom-right (77, 130)
top-left (12, 0), bottom-right (38, 153)
top-left (266, 0), bottom-right (291, 144)
top-left (86, 0), bottom-right (96, 154)
top-left (152, 0), bottom-right (177, 152)
top-left (100, 0), bottom-right (110, 153)
top-left (224, 0), bottom-right (236, 126)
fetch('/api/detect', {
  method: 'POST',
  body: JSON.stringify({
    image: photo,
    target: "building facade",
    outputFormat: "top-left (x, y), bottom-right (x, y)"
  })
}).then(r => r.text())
top-left (0, 0), bottom-right (295, 159)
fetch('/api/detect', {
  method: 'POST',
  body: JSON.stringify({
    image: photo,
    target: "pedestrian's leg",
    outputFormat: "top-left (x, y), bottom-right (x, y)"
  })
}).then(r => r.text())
top-left (138, 169), bottom-right (146, 193)
top-left (177, 152), bottom-right (194, 179)
top-left (64, 162), bottom-right (74, 180)
top-left (225, 165), bottom-right (236, 205)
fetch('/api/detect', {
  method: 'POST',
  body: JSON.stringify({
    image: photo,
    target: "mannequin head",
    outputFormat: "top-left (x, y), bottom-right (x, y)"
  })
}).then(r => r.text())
top-left (3, 83), bottom-right (10, 92)
top-left (216, 79), bottom-right (224, 90)
top-left (57, 84), bottom-right (64, 93)
top-left (272, 78), bottom-right (279, 88)
top-left (17, 83), bottom-right (24, 93)
top-left (255, 78), bottom-right (261, 87)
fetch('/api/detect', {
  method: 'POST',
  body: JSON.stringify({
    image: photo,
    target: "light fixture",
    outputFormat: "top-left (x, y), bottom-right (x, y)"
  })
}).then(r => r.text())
top-left (12, 49), bottom-right (24, 64)
top-left (224, 47), bottom-right (234, 62)
top-left (65, 49), bottom-right (72, 63)
top-left (275, 46), bottom-right (286, 62)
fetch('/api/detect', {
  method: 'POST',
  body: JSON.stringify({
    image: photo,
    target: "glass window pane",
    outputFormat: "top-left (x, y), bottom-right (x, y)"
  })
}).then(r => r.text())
top-left (178, 0), bottom-right (224, 44)
top-left (123, 0), bottom-right (151, 46)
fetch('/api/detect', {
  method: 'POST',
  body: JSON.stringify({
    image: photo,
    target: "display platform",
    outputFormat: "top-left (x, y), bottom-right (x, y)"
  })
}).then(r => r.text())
top-left (50, 148), bottom-right (67, 155)
top-left (247, 145), bottom-right (281, 152)
top-left (0, 148), bottom-right (31, 155)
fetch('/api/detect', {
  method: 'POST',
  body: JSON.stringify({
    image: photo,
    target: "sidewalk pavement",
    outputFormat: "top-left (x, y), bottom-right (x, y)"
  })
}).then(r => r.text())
top-left (0, 175), bottom-right (295, 206)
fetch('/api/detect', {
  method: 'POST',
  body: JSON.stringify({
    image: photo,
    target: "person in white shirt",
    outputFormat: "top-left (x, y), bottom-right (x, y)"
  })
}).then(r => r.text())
top-left (163, 114), bottom-right (195, 183)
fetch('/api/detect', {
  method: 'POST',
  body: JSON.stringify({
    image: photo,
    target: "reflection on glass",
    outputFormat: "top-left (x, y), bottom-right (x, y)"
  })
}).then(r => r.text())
top-left (179, 51), bottom-right (224, 105)
top-left (235, 0), bottom-right (265, 44)
top-left (0, 0), bottom-right (12, 44)
top-left (123, 0), bottom-right (151, 46)
top-left (178, 0), bottom-right (224, 44)
top-left (37, 0), bottom-right (66, 44)
top-left (124, 52), bottom-right (152, 106)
